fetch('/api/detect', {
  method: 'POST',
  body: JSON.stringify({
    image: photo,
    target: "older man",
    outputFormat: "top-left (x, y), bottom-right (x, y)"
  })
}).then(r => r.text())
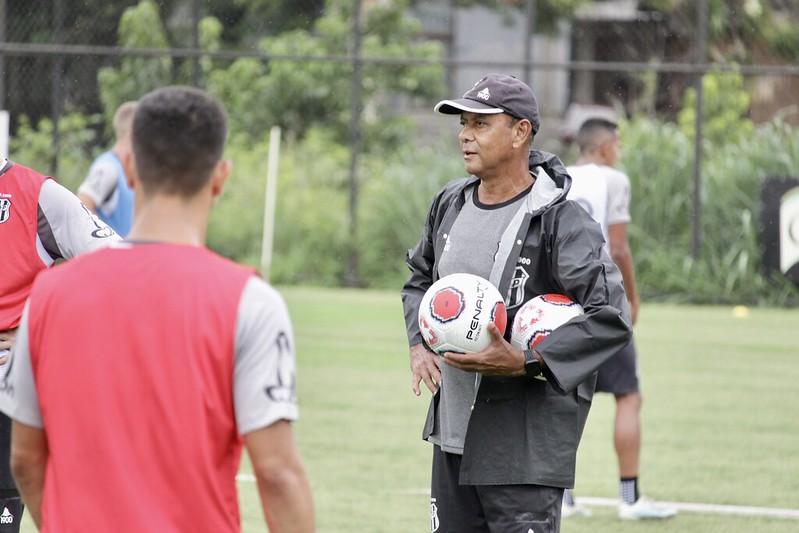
top-left (402, 73), bottom-right (632, 532)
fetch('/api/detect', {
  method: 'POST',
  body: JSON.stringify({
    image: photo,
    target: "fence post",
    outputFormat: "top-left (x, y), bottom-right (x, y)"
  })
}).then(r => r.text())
top-left (691, 0), bottom-right (708, 259)
top-left (523, 0), bottom-right (536, 88)
top-left (191, 0), bottom-right (201, 87)
top-left (51, 0), bottom-right (64, 177)
top-left (345, 0), bottom-right (363, 287)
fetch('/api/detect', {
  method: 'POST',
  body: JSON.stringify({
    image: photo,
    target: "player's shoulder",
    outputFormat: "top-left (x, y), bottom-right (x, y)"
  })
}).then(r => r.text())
top-left (237, 277), bottom-right (292, 330)
top-left (603, 166), bottom-right (630, 186)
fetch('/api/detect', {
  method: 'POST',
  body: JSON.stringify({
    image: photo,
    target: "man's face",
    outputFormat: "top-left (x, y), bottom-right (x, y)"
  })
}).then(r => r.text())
top-left (458, 112), bottom-right (517, 178)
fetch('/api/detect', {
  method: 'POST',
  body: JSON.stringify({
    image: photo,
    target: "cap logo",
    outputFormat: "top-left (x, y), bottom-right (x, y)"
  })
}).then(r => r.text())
top-left (476, 88), bottom-right (491, 101)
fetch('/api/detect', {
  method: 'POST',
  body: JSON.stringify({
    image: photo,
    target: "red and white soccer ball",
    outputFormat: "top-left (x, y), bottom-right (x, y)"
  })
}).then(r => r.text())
top-left (418, 273), bottom-right (507, 355)
top-left (511, 294), bottom-right (584, 350)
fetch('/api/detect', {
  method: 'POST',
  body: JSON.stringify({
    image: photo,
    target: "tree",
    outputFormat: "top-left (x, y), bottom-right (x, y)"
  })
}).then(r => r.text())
top-left (206, 0), bottom-right (445, 145)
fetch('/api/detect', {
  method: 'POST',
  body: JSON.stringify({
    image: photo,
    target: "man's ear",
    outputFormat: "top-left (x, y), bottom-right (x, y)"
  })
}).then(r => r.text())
top-left (513, 119), bottom-right (533, 149)
top-left (121, 150), bottom-right (137, 189)
top-left (211, 159), bottom-right (232, 200)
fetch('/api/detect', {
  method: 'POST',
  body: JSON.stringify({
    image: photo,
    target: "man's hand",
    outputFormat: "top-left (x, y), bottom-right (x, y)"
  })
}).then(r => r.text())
top-left (409, 343), bottom-right (442, 396)
top-left (0, 328), bottom-right (18, 364)
top-left (441, 323), bottom-right (527, 377)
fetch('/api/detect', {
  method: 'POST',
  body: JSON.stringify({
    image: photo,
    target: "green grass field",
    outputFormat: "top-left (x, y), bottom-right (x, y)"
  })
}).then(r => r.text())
top-left (19, 287), bottom-right (799, 532)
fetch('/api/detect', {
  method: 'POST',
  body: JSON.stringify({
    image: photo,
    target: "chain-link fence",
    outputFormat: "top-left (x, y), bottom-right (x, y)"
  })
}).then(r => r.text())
top-left (2, 0), bottom-right (798, 268)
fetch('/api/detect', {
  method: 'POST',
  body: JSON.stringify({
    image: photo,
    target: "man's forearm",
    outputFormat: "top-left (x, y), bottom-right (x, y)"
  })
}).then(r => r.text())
top-left (10, 422), bottom-right (49, 529)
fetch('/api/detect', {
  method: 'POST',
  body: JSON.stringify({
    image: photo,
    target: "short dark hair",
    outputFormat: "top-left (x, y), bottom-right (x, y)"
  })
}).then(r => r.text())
top-left (132, 86), bottom-right (227, 197)
top-left (576, 118), bottom-right (618, 155)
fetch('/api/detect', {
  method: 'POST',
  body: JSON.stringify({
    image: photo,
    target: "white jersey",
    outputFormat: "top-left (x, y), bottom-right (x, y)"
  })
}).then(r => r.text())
top-left (566, 163), bottom-right (631, 254)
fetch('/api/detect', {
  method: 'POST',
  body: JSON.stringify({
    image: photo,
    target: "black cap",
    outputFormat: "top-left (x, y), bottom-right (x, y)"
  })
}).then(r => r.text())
top-left (434, 73), bottom-right (541, 134)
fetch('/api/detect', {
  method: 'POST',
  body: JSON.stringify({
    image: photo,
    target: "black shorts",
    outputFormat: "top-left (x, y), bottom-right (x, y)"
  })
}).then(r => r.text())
top-left (430, 445), bottom-right (563, 533)
top-left (594, 339), bottom-right (640, 395)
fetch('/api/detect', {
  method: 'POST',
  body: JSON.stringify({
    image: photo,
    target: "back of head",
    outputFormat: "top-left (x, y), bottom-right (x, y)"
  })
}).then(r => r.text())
top-left (132, 86), bottom-right (227, 197)
top-left (113, 101), bottom-right (139, 140)
top-left (576, 117), bottom-right (618, 155)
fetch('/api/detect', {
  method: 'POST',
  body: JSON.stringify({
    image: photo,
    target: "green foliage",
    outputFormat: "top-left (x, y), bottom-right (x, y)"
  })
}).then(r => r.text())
top-left (206, 132), bottom-right (271, 268)
top-left (620, 113), bottom-right (799, 306)
top-left (677, 70), bottom-right (754, 146)
top-left (642, 0), bottom-right (799, 63)
top-left (207, 0), bottom-right (445, 145)
top-left (9, 112), bottom-right (100, 192)
top-left (358, 142), bottom-right (465, 288)
top-left (97, 0), bottom-right (173, 128)
top-left (231, 0), bottom-right (324, 35)
top-left (269, 129), bottom-right (352, 285)
top-left (444, 0), bottom-right (588, 33)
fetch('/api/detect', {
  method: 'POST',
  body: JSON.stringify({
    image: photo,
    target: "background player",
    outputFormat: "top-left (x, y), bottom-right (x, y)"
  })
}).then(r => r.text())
top-left (0, 86), bottom-right (314, 532)
top-left (564, 117), bottom-right (676, 520)
top-left (0, 157), bottom-right (119, 532)
top-left (77, 101), bottom-right (137, 236)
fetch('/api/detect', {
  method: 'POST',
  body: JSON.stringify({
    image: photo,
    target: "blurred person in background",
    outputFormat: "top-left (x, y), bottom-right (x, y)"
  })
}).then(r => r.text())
top-left (77, 101), bottom-right (138, 236)
top-left (563, 117), bottom-right (676, 521)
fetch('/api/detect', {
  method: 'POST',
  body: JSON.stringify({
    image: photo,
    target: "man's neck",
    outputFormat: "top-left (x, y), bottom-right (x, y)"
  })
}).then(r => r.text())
top-left (478, 164), bottom-right (534, 205)
top-left (576, 154), bottom-right (606, 166)
top-left (126, 195), bottom-right (210, 246)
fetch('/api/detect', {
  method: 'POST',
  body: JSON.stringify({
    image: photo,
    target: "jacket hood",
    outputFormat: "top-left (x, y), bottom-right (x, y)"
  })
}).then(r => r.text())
top-left (527, 150), bottom-right (572, 213)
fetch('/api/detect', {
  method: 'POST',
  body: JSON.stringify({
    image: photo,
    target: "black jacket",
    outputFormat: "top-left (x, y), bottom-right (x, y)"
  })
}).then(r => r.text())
top-left (401, 150), bottom-right (632, 487)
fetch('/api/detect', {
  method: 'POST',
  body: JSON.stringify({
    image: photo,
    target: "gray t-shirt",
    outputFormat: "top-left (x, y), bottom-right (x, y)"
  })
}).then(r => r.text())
top-left (431, 183), bottom-right (531, 454)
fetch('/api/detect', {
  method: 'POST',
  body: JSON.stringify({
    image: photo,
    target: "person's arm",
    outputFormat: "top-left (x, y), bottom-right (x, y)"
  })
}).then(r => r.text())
top-left (37, 179), bottom-right (119, 262)
top-left (0, 328), bottom-right (16, 364)
top-left (244, 421), bottom-right (314, 532)
top-left (233, 278), bottom-right (313, 530)
top-left (605, 169), bottom-right (638, 324)
top-left (76, 158), bottom-right (118, 215)
top-left (76, 192), bottom-right (98, 214)
top-left (401, 187), bottom-right (452, 395)
top-left (10, 421), bottom-right (47, 529)
top-left (608, 222), bottom-right (639, 325)
top-left (409, 343), bottom-right (442, 396)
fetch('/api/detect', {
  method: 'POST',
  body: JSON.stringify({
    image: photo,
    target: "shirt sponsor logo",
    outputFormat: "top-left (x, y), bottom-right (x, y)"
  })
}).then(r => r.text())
top-left (465, 280), bottom-right (487, 341)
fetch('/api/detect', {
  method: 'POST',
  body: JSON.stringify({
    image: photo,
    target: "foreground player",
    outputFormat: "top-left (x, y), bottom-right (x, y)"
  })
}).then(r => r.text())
top-left (0, 158), bottom-right (119, 531)
top-left (564, 118), bottom-right (676, 520)
top-left (0, 87), bottom-right (315, 532)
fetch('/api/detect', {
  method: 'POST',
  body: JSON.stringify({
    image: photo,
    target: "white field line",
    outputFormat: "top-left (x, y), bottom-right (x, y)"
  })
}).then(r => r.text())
top-left (394, 489), bottom-right (799, 520)
top-left (578, 496), bottom-right (799, 520)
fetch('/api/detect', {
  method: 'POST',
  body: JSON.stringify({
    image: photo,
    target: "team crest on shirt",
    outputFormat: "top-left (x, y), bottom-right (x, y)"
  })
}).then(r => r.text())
top-left (0, 197), bottom-right (11, 224)
top-left (264, 331), bottom-right (297, 404)
top-left (506, 265), bottom-right (530, 309)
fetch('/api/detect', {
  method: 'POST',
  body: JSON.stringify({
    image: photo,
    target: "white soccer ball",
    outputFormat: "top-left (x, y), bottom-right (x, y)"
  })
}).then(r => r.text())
top-left (511, 294), bottom-right (584, 351)
top-left (418, 273), bottom-right (507, 355)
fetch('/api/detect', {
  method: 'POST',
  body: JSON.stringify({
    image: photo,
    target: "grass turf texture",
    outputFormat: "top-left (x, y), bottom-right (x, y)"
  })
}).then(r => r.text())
top-left (19, 287), bottom-right (799, 532)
